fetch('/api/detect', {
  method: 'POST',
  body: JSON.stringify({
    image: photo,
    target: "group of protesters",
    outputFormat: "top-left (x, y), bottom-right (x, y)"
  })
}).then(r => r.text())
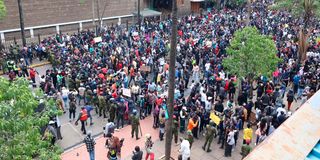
top-left (4, 0), bottom-right (320, 159)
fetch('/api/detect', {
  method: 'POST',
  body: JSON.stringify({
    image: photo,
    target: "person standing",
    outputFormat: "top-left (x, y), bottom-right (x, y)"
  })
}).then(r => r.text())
top-left (75, 106), bottom-right (88, 134)
top-left (178, 138), bottom-right (191, 160)
top-left (98, 95), bottom-right (107, 118)
top-left (243, 123), bottom-right (253, 144)
top-left (61, 87), bottom-right (69, 110)
top-left (202, 121), bottom-right (217, 152)
top-left (145, 134), bottom-right (154, 160)
top-left (131, 110), bottom-right (140, 140)
top-left (84, 131), bottom-right (96, 160)
top-left (180, 107), bottom-right (187, 133)
top-left (286, 89), bottom-right (296, 110)
top-left (132, 146), bottom-right (143, 160)
top-left (172, 115), bottom-right (179, 144)
top-left (116, 102), bottom-right (125, 129)
top-left (241, 139), bottom-right (252, 159)
top-left (159, 113), bottom-right (166, 141)
top-left (69, 98), bottom-right (77, 122)
top-left (225, 129), bottom-right (235, 157)
top-left (47, 121), bottom-right (57, 145)
top-left (85, 103), bottom-right (94, 125)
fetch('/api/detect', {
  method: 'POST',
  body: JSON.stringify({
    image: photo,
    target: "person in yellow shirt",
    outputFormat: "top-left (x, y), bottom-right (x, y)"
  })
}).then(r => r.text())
top-left (243, 123), bottom-right (253, 144)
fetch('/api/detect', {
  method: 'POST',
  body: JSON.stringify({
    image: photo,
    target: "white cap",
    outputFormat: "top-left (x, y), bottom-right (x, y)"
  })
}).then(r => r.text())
top-left (49, 121), bottom-right (55, 125)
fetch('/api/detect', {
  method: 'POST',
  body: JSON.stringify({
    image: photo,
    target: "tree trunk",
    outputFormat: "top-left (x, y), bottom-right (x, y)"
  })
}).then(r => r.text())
top-left (17, 0), bottom-right (26, 47)
top-left (164, 0), bottom-right (177, 160)
top-left (138, 0), bottom-right (141, 31)
top-left (298, 26), bottom-right (312, 64)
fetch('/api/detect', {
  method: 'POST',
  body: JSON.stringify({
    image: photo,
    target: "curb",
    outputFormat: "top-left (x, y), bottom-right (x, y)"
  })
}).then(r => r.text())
top-left (0, 61), bottom-right (51, 75)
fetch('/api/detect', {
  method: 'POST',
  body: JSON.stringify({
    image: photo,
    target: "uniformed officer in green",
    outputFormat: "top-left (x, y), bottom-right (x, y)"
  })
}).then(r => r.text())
top-left (109, 99), bottom-right (117, 122)
top-left (130, 110), bottom-right (140, 140)
top-left (98, 95), bottom-right (107, 118)
top-left (172, 115), bottom-right (179, 144)
top-left (92, 90), bottom-right (99, 114)
top-left (202, 120), bottom-right (217, 152)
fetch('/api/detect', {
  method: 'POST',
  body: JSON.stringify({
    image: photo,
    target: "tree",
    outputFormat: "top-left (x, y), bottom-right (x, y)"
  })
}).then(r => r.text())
top-left (164, 0), bottom-right (177, 160)
top-left (0, 78), bottom-right (62, 160)
top-left (0, 0), bottom-right (6, 20)
top-left (223, 27), bottom-right (281, 96)
top-left (272, 0), bottom-right (320, 63)
top-left (17, 0), bottom-right (26, 47)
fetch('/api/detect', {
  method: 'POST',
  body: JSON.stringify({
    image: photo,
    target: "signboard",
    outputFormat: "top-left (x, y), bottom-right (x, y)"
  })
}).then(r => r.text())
top-left (94, 37), bottom-right (102, 43)
top-left (210, 112), bottom-right (221, 125)
top-left (140, 65), bottom-right (151, 72)
top-left (122, 88), bottom-right (131, 97)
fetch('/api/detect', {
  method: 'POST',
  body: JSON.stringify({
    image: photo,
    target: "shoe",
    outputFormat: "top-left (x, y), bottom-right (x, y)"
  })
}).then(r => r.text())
top-left (136, 138), bottom-right (140, 140)
top-left (207, 149), bottom-right (212, 152)
top-left (90, 123), bottom-right (94, 126)
top-left (132, 135), bottom-right (134, 138)
top-left (202, 146), bottom-right (205, 150)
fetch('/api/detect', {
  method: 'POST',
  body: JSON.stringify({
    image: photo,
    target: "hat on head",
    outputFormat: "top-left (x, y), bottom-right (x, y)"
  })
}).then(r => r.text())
top-left (49, 121), bottom-right (55, 125)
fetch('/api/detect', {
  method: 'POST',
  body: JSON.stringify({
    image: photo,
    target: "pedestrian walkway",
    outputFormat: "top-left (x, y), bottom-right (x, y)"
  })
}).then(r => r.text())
top-left (61, 116), bottom-right (159, 160)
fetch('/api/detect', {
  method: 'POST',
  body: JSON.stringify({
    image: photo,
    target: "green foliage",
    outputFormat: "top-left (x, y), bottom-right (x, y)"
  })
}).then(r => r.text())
top-left (226, 0), bottom-right (247, 9)
top-left (0, 77), bottom-right (62, 160)
top-left (0, 0), bottom-right (6, 20)
top-left (223, 27), bottom-right (281, 79)
top-left (272, 0), bottom-right (320, 19)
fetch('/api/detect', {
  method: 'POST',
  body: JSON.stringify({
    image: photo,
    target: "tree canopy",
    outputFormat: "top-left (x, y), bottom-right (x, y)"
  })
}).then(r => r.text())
top-left (272, 0), bottom-right (320, 27)
top-left (0, 0), bottom-right (6, 20)
top-left (0, 78), bottom-right (62, 160)
top-left (223, 26), bottom-right (281, 79)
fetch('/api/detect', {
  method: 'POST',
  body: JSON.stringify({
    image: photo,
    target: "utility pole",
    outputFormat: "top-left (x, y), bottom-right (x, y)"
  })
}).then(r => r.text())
top-left (138, 0), bottom-right (141, 31)
top-left (164, 0), bottom-right (177, 160)
top-left (17, 0), bottom-right (26, 47)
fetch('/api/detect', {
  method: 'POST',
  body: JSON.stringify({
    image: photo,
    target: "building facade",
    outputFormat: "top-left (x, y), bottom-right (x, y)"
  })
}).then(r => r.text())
top-left (0, 0), bottom-right (192, 43)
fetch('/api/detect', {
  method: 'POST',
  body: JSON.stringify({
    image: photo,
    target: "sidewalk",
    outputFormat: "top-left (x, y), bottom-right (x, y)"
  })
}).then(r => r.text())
top-left (61, 116), bottom-right (159, 160)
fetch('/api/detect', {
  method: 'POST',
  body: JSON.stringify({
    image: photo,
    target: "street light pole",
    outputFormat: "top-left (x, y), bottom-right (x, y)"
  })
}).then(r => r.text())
top-left (17, 0), bottom-right (26, 47)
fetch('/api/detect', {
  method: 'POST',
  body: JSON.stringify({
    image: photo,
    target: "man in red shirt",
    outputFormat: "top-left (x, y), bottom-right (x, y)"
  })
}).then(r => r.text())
top-left (29, 68), bottom-right (38, 84)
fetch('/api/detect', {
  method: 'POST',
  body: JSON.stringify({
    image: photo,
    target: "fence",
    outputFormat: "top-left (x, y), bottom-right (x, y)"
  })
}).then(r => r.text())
top-left (0, 14), bottom-right (134, 50)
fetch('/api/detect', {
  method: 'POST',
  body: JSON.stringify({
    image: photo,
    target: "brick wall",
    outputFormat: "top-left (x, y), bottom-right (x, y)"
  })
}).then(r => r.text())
top-left (0, 0), bottom-right (137, 30)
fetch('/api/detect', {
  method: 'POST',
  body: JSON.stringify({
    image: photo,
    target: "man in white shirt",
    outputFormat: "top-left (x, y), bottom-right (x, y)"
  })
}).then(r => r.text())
top-left (78, 84), bottom-right (86, 105)
top-left (179, 138), bottom-right (190, 160)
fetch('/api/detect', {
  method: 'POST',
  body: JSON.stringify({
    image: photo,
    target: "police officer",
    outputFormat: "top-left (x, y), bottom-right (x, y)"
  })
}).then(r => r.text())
top-left (98, 95), bottom-right (107, 118)
top-left (202, 120), bottom-right (217, 152)
top-left (172, 115), bottom-right (179, 144)
top-left (130, 110), bottom-right (140, 140)
top-left (109, 99), bottom-right (117, 122)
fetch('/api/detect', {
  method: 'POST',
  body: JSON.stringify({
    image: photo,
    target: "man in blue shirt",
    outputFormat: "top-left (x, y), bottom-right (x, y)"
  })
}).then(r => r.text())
top-left (85, 103), bottom-right (94, 125)
top-left (293, 74), bottom-right (300, 95)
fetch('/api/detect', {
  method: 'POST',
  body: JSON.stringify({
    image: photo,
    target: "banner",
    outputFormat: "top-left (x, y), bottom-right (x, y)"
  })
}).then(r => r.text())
top-left (94, 37), bottom-right (102, 43)
top-left (210, 112), bottom-right (221, 125)
top-left (122, 88), bottom-right (131, 97)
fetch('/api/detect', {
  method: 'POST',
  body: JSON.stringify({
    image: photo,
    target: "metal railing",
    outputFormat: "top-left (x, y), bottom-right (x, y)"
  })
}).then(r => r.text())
top-left (0, 14), bottom-right (134, 48)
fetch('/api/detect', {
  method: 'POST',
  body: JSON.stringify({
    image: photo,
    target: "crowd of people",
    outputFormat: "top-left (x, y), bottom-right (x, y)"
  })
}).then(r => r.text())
top-left (4, 0), bottom-right (320, 159)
